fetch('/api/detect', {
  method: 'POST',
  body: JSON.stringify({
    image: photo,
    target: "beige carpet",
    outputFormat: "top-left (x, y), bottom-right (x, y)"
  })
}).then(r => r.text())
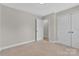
top-left (0, 40), bottom-right (79, 56)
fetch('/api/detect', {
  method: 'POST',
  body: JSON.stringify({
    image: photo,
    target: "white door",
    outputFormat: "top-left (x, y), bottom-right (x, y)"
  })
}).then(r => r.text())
top-left (37, 18), bottom-right (44, 41)
top-left (57, 14), bottom-right (71, 46)
top-left (72, 13), bottom-right (79, 48)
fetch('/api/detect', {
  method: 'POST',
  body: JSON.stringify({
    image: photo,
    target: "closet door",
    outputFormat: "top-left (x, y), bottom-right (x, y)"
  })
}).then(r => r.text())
top-left (72, 13), bottom-right (79, 48)
top-left (57, 14), bottom-right (71, 46)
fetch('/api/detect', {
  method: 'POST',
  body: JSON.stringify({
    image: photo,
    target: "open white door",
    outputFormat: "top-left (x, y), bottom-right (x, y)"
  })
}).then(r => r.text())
top-left (36, 18), bottom-right (44, 41)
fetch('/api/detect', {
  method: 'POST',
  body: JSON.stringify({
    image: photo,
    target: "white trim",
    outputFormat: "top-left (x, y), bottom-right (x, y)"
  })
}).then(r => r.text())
top-left (0, 40), bottom-right (35, 51)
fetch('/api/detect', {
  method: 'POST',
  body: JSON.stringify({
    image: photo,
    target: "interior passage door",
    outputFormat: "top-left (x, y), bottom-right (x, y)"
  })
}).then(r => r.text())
top-left (37, 19), bottom-right (44, 41)
top-left (72, 13), bottom-right (79, 48)
top-left (57, 14), bottom-right (71, 46)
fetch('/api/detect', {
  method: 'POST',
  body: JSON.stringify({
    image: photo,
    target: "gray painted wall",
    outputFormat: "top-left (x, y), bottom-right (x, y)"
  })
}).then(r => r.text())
top-left (0, 5), bottom-right (2, 48)
top-left (45, 14), bottom-right (57, 41)
top-left (0, 5), bottom-right (35, 48)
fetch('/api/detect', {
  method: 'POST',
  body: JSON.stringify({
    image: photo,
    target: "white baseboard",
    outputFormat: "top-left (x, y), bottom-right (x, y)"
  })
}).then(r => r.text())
top-left (0, 40), bottom-right (35, 51)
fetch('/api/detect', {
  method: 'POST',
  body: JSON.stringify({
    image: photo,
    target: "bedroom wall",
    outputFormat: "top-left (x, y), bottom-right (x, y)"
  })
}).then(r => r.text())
top-left (0, 5), bottom-right (35, 50)
top-left (45, 13), bottom-right (57, 42)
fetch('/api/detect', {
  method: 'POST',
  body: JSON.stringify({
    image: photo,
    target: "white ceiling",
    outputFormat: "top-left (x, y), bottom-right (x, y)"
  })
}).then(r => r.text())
top-left (2, 3), bottom-right (79, 17)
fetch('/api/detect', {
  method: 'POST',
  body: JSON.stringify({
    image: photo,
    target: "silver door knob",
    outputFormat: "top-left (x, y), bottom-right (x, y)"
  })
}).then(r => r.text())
top-left (68, 31), bottom-right (74, 33)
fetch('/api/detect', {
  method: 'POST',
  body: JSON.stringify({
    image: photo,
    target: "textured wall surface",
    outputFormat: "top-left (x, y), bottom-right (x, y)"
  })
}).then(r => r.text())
top-left (0, 5), bottom-right (35, 49)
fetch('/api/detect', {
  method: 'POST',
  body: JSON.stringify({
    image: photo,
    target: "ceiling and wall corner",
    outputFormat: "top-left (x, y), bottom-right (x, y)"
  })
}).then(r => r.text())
top-left (1, 3), bottom-right (79, 18)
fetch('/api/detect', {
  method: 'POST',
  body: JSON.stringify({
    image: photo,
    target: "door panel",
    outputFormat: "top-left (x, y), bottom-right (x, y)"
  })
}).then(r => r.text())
top-left (57, 14), bottom-right (71, 46)
top-left (37, 19), bottom-right (44, 41)
top-left (72, 13), bottom-right (79, 48)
